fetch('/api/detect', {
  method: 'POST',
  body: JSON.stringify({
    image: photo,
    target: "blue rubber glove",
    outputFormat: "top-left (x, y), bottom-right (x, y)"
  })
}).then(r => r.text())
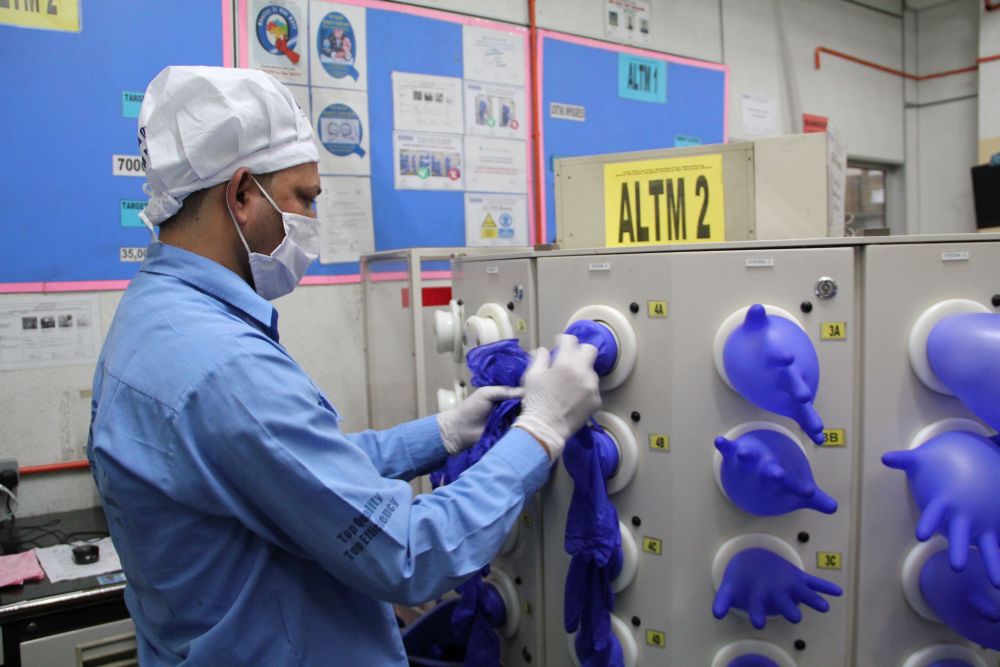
top-left (920, 547), bottom-right (1000, 650)
top-left (927, 312), bottom-right (1000, 432)
top-left (712, 548), bottom-right (842, 629)
top-left (564, 320), bottom-right (619, 376)
top-left (563, 423), bottom-right (624, 667)
top-left (883, 430), bottom-right (1000, 587)
top-left (452, 567), bottom-right (507, 667)
top-left (723, 304), bottom-right (824, 444)
top-left (715, 429), bottom-right (837, 516)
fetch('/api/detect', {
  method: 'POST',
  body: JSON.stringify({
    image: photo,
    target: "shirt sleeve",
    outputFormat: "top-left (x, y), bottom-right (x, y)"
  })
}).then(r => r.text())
top-left (343, 417), bottom-right (448, 481)
top-left (170, 343), bottom-right (552, 606)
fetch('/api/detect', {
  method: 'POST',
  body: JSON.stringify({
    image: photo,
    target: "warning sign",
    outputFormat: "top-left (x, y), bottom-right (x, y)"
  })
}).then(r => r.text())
top-left (481, 213), bottom-right (498, 239)
top-left (604, 154), bottom-right (726, 247)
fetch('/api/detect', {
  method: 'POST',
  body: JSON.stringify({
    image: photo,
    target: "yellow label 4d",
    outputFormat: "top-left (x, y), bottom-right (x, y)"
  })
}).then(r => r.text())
top-left (649, 434), bottom-right (670, 452)
top-left (645, 630), bottom-right (666, 648)
top-left (821, 429), bottom-right (846, 447)
top-left (817, 552), bottom-right (842, 570)
top-left (821, 321), bottom-right (847, 340)
top-left (642, 536), bottom-right (663, 555)
top-left (647, 300), bottom-right (668, 318)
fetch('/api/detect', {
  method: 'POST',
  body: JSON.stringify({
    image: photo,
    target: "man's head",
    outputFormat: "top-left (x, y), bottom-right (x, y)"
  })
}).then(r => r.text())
top-left (136, 66), bottom-right (320, 291)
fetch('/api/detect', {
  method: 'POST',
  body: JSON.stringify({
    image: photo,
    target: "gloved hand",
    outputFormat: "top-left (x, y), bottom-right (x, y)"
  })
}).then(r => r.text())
top-left (438, 386), bottom-right (525, 455)
top-left (513, 334), bottom-right (601, 460)
top-left (712, 547), bottom-right (842, 629)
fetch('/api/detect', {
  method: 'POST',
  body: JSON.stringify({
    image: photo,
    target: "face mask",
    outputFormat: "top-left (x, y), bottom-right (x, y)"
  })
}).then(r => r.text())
top-left (226, 176), bottom-right (320, 301)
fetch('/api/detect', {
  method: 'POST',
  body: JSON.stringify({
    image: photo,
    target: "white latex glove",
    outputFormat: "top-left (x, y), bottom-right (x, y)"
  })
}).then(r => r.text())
top-left (513, 334), bottom-right (602, 460)
top-left (438, 386), bottom-right (526, 455)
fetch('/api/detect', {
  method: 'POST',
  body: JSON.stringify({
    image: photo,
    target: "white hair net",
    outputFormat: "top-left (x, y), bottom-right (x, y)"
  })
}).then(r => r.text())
top-left (137, 66), bottom-right (319, 227)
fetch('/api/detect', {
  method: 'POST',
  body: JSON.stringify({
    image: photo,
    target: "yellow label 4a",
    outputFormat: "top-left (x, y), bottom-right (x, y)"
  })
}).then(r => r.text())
top-left (647, 300), bottom-right (668, 318)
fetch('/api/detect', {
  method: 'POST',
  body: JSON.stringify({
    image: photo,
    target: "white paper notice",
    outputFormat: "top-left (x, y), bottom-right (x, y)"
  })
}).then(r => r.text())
top-left (316, 176), bottom-right (375, 264)
top-left (462, 25), bottom-right (526, 86)
top-left (312, 88), bottom-right (371, 176)
top-left (826, 121), bottom-right (848, 237)
top-left (464, 137), bottom-right (528, 194)
top-left (605, 0), bottom-right (651, 45)
top-left (248, 0), bottom-right (307, 84)
top-left (392, 72), bottom-right (463, 134)
top-left (309, 0), bottom-right (367, 90)
top-left (464, 81), bottom-right (526, 140)
top-left (394, 132), bottom-right (464, 191)
top-left (741, 93), bottom-right (778, 137)
top-left (35, 538), bottom-right (122, 584)
top-left (0, 295), bottom-right (101, 371)
top-left (465, 194), bottom-right (529, 247)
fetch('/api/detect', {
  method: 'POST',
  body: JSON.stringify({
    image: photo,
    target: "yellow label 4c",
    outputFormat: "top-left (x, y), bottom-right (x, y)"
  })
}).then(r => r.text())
top-left (642, 536), bottom-right (663, 555)
top-left (645, 629), bottom-right (666, 648)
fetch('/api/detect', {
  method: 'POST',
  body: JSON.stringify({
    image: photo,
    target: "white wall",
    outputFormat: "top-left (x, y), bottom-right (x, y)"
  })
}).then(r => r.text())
top-left (3, 0), bottom-right (984, 517)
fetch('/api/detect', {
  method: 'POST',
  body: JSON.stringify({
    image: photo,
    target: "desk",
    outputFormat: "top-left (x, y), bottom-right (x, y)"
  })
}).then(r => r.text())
top-left (0, 507), bottom-right (131, 667)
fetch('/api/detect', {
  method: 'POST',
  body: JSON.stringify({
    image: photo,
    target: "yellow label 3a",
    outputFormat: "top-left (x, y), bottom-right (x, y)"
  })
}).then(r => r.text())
top-left (821, 321), bottom-right (847, 340)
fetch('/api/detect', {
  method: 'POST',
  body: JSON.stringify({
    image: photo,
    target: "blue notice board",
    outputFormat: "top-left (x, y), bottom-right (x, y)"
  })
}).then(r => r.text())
top-left (538, 31), bottom-right (728, 242)
top-left (0, 1), bottom-right (225, 285)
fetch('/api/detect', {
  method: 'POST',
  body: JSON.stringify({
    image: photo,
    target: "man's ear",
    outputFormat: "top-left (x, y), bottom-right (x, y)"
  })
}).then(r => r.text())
top-left (226, 167), bottom-right (256, 226)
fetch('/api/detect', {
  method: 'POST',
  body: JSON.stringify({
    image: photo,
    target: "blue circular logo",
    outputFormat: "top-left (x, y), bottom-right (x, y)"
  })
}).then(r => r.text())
top-left (317, 12), bottom-right (359, 80)
top-left (318, 103), bottom-right (365, 157)
top-left (256, 6), bottom-right (299, 58)
top-left (499, 213), bottom-right (513, 228)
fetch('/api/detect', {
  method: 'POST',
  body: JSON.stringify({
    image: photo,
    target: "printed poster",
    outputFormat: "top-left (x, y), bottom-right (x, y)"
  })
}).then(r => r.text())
top-left (465, 194), bottom-right (529, 247)
top-left (312, 88), bottom-right (370, 176)
top-left (316, 177), bottom-right (375, 263)
top-left (605, 0), bottom-right (651, 45)
top-left (741, 93), bottom-right (778, 137)
top-left (249, 0), bottom-right (307, 83)
top-left (310, 1), bottom-right (367, 91)
top-left (392, 72), bottom-right (463, 135)
top-left (393, 132), bottom-right (464, 191)
top-left (464, 81), bottom-right (526, 140)
top-left (0, 295), bottom-right (101, 371)
top-left (462, 25), bottom-right (526, 87)
top-left (464, 137), bottom-right (528, 194)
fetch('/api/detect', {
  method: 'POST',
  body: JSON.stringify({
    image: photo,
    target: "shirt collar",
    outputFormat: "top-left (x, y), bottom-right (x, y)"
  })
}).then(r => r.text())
top-left (139, 242), bottom-right (280, 340)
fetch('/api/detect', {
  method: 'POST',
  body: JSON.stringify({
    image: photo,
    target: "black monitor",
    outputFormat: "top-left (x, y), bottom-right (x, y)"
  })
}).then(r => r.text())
top-left (971, 164), bottom-right (1000, 229)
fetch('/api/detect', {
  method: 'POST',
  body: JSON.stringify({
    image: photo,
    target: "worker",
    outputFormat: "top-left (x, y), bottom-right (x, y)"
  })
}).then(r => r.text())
top-left (86, 66), bottom-right (601, 666)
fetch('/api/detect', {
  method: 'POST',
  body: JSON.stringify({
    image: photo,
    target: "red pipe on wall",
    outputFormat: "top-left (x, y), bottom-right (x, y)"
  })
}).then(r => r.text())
top-left (528, 0), bottom-right (544, 245)
top-left (814, 46), bottom-right (983, 81)
top-left (20, 461), bottom-right (90, 475)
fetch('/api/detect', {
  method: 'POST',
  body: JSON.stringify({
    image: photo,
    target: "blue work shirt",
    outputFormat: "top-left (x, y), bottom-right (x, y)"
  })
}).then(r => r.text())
top-left (87, 242), bottom-right (551, 666)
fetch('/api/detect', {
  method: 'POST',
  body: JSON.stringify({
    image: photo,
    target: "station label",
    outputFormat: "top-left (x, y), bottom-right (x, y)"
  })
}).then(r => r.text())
top-left (112, 154), bottom-right (145, 177)
top-left (647, 300), bottom-right (668, 318)
top-left (649, 434), bottom-right (670, 452)
top-left (645, 630), bottom-right (666, 648)
top-left (642, 536), bottom-right (663, 555)
top-left (821, 321), bottom-right (847, 340)
top-left (817, 551), bottom-right (843, 570)
top-left (821, 429), bottom-right (846, 447)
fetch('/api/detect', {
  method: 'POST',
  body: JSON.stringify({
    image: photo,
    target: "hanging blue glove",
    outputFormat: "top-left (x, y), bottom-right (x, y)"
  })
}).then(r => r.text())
top-left (884, 430), bottom-right (1000, 587)
top-left (927, 312), bottom-right (1000, 432)
top-left (920, 547), bottom-right (1000, 650)
top-left (715, 429), bottom-right (837, 516)
top-left (722, 305), bottom-right (824, 444)
top-left (728, 655), bottom-right (780, 667)
top-left (713, 548), bottom-right (842, 629)
top-left (564, 320), bottom-right (620, 376)
top-left (452, 566), bottom-right (508, 667)
top-left (563, 423), bottom-right (624, 667)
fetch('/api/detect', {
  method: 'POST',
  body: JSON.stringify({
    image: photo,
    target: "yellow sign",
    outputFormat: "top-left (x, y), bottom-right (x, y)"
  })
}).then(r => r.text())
top-left (649, 434), bottom-right (670, 452)
top-left (1, 0), bottom-right (80, 32)
top-left (642, 536), bottom-right (663, 555)
top-left (604, 154), bottom-right (726, 247)
top-left (822, 429), bottom-right (846, 447)
top-left (817, 551), bottom-right (843, 570)
top-left (647, 300), bottom-right (668, 318)
top-left (645, 630), bottom-right (666, 648)
top-left (821, 321), bottom-right (847, 340)
top-left (480, 213), bottom-right (498, 239)
top-left (520, 512), bottom-right (533, 528)
top-left (516, 319), bottom-right (528, 333)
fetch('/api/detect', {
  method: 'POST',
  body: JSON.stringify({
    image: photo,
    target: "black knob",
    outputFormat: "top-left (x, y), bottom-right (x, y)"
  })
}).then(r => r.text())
top-left (507, 302), bottom-right (515, 311)
top-left (630, 411), bottom-right (641, 422)
top-left (631, 516), bottom-right (642, 527)
top-left (522, 647), bottom-right (533, 663)
top-left (797, 531), bottom-right (810, 544)
top-left (800, 301), bottom-right (813, 313)
top-left (631, 616), bottom-right (641, 627)
top-left (26, 621), bottom-right (39, 635)
top-left (629, 302), bottom-right (640, 314)
top-left (794, 639), bottom-right (807, 651)
top-left (992, 294), bottom-right (1000, 308)
top-left (514, 576), bottom-right (522, 586)
top-left (456, 299), bottom-right (464, 306)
